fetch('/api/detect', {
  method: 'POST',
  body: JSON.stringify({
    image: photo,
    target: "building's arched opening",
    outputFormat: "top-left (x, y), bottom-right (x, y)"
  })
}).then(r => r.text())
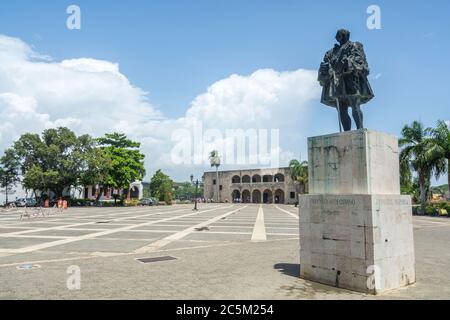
top-left (242, 175), bottom-right (251, 183)
top-left (232, 190), bottom-right (241, 203)
top-left (263, 189), bottom-right (273, 204)
top-left (130, 186), bottom-right (140, 199)
top-left (252, 190), bottom-right (262, 203)
top-left (232, 175), bottom-right (241, 184)
top-left (242, 190), bottom-right (251, 203)
top-left (263, 175), bottom-right (273, 183)
top-left (252, 175), bottom-right (262, 183)
top-left (274, 173), bottom-right (285, 183)
top-left (274, 189), bottom-right (285, 204)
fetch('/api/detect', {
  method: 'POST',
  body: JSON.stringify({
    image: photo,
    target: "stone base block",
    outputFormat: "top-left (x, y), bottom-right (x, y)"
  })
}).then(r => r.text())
top-left (308, 129), bottom-right (401, 195)
top-left (299, 194), bottom-right (415, 295)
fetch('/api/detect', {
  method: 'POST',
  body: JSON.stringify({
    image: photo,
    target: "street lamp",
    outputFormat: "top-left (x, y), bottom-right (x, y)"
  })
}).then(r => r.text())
top-left (190, 174), bottom-right (199, 211)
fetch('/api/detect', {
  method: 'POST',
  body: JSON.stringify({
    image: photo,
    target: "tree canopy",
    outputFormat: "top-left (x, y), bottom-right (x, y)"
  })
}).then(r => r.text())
top-left (149, 169), bottom-right (173, 204)
top-left (13, 127), bottom-right (98, 198)
top-left (97, 133), bottom-right (146, 195)
top-left (0, 148), bottom-right (21, 204)
top-left (400, 121), bottom-right (447, 213)
top-left (9, 128), bottom-right (144, 201)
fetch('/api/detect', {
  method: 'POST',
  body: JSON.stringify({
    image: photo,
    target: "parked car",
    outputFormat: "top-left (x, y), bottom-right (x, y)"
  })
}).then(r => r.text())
top-left (139, 198), bottom-right (155, 206)
top-left (15, 198), bottom-right (37, 207)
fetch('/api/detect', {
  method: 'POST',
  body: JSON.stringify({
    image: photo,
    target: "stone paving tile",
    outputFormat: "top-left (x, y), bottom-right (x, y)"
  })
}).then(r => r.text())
top-left (266, 227), bottom-right (298, 233)
top-left (51, 239), bottom-right (150, 253)
top-left (63, 224), bottom-right (126, 230)
top-left (96, 231), bottom-right (174, 240)
top-left (132, 225), bottom-right (190, 231)
top-left (0, 228), bottom-right (34, 234)
top-left (209, 222), bottom-right (255, 227)
top-left (0, 237), bottom-right (60, 249)
top-left (183, 232), bottom-right (252, 242)
top-left (25, 229), bottom-right (104, 237)
top-left (266, 234), bottom-right (299, 240)
top-left (12, 223), bottom-right (73, 228)
top-left (208, 226), bottom-right (254, 233)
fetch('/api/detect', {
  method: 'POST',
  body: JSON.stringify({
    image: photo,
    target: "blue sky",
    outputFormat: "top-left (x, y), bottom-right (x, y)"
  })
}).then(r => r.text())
top-left (0, 0), bottom-right (449, 184)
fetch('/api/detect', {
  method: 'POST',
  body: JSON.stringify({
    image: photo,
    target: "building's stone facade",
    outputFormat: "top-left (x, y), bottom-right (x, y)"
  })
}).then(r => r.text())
top-left (203, 168), bottom-right (297, 204)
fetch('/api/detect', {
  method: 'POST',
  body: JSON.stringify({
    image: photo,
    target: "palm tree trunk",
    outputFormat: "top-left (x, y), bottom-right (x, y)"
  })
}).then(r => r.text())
top-left (447, 159), bottom-right (450, 197)
top-left (419, 174), bottom-right (427, 215)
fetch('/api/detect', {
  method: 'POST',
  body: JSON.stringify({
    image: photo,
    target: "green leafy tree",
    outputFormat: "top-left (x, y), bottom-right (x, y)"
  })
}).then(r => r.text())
top-left (14, 128), bottom-right (88, 198)
top-left (174, 182), bottom-right (196, 200)
top-left (78, 135), bottom-right (112, 201)
top-left (149, 170), bottom-right (173, 204)
top-left (97, 133), bottom-right (146, 200)
top-left (400, 121), bottom-right (445, 214)
top-left (289, 159), bottom-right (309, 203)
top-left (0, 149), bottom-right (21, 204)
top-left (162, 180), bottom-right (173, 204)
top-left (429, 120), bottom-right (450, 196)
top-left (400, 152), bottom-right (414, 195)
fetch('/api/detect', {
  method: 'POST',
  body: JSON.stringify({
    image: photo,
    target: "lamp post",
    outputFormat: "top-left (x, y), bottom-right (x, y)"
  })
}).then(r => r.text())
top-left (190, 174), bottom-right (199, 211)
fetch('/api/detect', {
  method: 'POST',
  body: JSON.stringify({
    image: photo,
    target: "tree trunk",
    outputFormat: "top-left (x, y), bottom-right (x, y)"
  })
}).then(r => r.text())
top-left (419, 174), bottom-right (427, 215)
top-left (5, 185), bottom-right (8, 205)
top-left (95, 187), bottom-right (104, 203)
top-left (448, 159), bottom-right (450, 197)
top-left (55, 186), bottom-right (65, 199)
top-left (295, 183), bottom-right (302, 207)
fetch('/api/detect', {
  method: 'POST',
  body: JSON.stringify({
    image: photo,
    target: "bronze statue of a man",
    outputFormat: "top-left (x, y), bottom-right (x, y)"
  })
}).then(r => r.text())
top-left (318, 29), bottom-right (374, 132)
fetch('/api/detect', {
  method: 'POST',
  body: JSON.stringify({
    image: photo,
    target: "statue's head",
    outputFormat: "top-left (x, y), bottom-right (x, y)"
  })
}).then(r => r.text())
top-left (335, 29), bottom-right (350, 45)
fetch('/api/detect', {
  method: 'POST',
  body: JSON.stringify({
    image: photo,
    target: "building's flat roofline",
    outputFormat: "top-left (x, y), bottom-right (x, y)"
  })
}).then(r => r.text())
top-left (203, 167), bottom-right (290, 174)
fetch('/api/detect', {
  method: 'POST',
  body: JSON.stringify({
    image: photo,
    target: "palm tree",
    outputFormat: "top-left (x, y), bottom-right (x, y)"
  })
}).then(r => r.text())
top-left (209, 150), bottom-right (221, 202)
top-left (429, 120), bottom-right (450, 196)
top-left (289, 159), bottom-right (308, 204)
top-left (400, 121), bottom-right (445, 214)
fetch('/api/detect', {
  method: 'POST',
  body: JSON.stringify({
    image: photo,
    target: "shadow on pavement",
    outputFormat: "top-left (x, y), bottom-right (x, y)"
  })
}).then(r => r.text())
top-left (274, 263), bottom-right (300, 278)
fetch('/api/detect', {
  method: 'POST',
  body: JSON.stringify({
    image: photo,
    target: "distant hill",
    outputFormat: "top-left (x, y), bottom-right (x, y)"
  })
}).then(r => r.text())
top-left (431, 184), bottom-right (449, 194)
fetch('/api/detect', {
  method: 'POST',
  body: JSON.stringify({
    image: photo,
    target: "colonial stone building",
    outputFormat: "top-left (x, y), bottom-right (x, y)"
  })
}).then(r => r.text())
top-left (203, 168), bottom-right (297, 204)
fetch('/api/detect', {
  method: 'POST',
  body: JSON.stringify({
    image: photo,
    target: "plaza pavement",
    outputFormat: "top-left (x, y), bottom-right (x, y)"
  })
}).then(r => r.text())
top-left (0, 204), bottom-right (449, 299)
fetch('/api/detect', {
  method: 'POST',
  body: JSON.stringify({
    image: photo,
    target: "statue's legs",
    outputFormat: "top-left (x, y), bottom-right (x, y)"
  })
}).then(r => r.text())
top-left (338, 101), bottom-right (352, 132)
top-left (351, 98), bottom-right (364, 130)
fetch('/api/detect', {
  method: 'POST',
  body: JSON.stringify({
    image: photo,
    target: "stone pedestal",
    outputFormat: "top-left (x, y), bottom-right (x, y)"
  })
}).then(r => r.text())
top-left (299, 130), bottom-right (415, 294)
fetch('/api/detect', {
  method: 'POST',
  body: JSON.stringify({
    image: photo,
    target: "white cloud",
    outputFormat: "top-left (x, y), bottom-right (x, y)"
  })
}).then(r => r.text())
top-left (0, 34), bottom-right (320, 182)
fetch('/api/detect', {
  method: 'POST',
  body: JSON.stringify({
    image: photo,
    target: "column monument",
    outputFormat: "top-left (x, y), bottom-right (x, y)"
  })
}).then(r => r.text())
top-left (298, 30), bottom-right (415, 294)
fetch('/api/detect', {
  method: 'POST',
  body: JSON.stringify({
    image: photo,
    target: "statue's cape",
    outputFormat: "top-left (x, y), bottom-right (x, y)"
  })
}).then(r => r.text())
top-left (318, 41), bottom-right (375, 107)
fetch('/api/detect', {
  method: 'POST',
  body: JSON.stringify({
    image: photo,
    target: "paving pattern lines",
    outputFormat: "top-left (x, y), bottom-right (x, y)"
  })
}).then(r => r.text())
top-left (134, 205), bottom-right (247, 254)
top-left (0, 205), bottom-right (232, 254)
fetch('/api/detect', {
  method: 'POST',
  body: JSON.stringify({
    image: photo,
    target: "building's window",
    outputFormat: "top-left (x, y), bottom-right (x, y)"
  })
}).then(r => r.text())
top-left (213, 180), bottom-right (216, 185)
top-left (290, 192), bottom-right (295, 199)
top-left (220, 185), bottom-right (223, 191)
